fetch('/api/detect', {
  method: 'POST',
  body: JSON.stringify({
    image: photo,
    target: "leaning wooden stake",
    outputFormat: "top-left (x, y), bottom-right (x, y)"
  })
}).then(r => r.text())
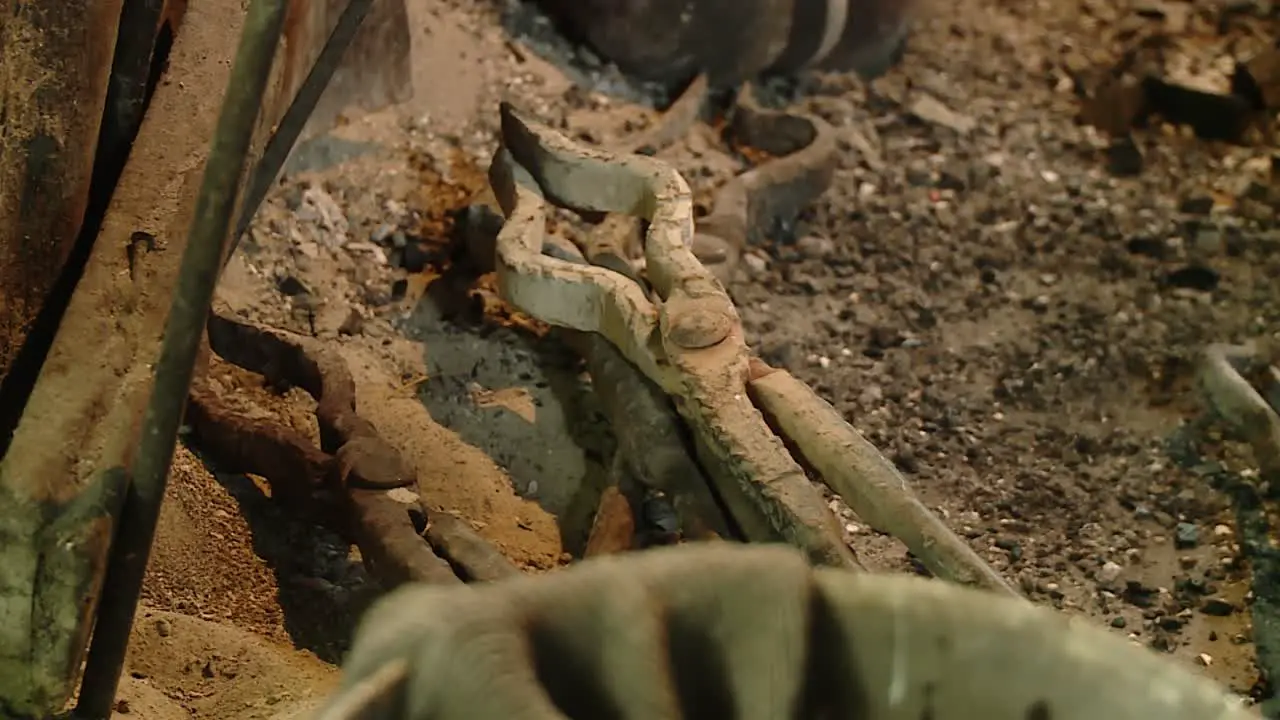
top-left (76, 3), bottom-right (290, 715)
top-left (748, 360), bottom-right (1021, 597)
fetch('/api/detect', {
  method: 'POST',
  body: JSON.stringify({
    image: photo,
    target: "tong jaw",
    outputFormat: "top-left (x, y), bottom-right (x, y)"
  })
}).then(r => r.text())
top-left (490, 103), bottom-right (739, 382)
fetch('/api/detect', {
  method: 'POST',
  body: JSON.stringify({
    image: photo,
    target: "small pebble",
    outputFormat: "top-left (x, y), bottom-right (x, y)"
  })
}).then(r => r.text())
top-left (371, 223), bottom-right (396, 244)
top-left (743, 254), bottom-right (768, 274)
top-left (796, 235), bottom-right (836, 259)
top-left (338, 309), bottom-right (364, 336)
top-left (1174, 522), bottom-right (1199, 549)
top-left (1098, 561), bottom-right (1123, 584)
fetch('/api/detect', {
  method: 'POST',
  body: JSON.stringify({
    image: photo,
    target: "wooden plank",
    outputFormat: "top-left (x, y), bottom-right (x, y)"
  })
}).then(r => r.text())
top-left (0, 0), bottom-right (407, 714)
top-left (0, 0), bottom-right (123, 384)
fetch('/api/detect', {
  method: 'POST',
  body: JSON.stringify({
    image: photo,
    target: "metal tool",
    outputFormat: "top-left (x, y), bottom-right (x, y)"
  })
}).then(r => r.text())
top-left (570, 80), bottom-right (838, 286)
top-left (490, 102), bottom-right (858, 569)
top-left (485, 103), bottom-right (1020, 593)
top-left (559, 90), bottom-right (1008, 591)
top-left (693, 82), bottom-right (838, 281)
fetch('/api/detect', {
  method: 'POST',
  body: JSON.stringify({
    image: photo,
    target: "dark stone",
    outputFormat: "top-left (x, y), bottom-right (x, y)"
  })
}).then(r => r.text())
top-left (1123, 579), bottom-right (1159, 608)
top-left (1200, 597), bottom-right (1237, 616)
top-left (1175, 522), bottom-right (1200, 549)
top-left (1106, 137), bottom-right (1144, 177)
top-left (892, 450), bottom-right (919, 474)
top-left (995, 537), bottom-right (1023, 562)
top-left (1142, 76), bottom-right (1253, 142)
top-left (390, 278), bottom-right (408, 302)
top-left (400, 241), bottom-right (430, 273)
top-left (1178, 196), bottom-right (1216, 215)
top-left (277, 275), bottom-right (310, 296)
top-left (1150, 631), bottom-right (1176, 652)
top-left (1164, 266), bottom-right (1219, 292)
top-left (1126, 234), bottom-right (1167, 256)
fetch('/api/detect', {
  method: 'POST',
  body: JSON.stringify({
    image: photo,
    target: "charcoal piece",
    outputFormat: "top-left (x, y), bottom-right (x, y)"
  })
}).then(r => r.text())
top-left (1106, 137), bottom-right (1144, 177)
top-left (1142, 76), bottom-right (1254, 143)
top-left (1164, 265), bottom-right (1220, 292)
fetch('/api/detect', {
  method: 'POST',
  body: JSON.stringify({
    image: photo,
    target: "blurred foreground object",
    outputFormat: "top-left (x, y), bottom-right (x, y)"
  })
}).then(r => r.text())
top-left (539, 0), bottom-right (913, 85)
top-left (319, 543), bottom-right (1254, 720)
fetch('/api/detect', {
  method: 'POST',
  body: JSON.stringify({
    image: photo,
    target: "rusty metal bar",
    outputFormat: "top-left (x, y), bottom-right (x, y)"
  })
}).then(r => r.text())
top-left (190, 311), bottom-right (471, 588)
top-left (74, 1), bottom-right (289, 715)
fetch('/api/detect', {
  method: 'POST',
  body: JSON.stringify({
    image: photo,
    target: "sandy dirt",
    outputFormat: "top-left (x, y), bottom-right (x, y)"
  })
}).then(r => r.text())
top-left (119, 0), bottom-right (1280, 715)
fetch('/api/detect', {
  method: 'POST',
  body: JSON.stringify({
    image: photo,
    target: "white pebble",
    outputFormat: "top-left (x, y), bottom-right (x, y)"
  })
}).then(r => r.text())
top-left (1098, 561), bottom-right (1123, 584)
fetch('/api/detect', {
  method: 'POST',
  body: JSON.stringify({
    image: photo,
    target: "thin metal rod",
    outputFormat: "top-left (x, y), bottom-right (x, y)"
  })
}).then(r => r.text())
top-left (230, 0), bottom-right (377, 249)
top-left (96, 0), bottom-right (168, 187)
top-left (74, 1), bottom-right (289, 716)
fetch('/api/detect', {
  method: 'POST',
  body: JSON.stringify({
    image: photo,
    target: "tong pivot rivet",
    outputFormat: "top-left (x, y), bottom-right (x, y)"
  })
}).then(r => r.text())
top-left (667, 308), bottom-right (733, 349)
